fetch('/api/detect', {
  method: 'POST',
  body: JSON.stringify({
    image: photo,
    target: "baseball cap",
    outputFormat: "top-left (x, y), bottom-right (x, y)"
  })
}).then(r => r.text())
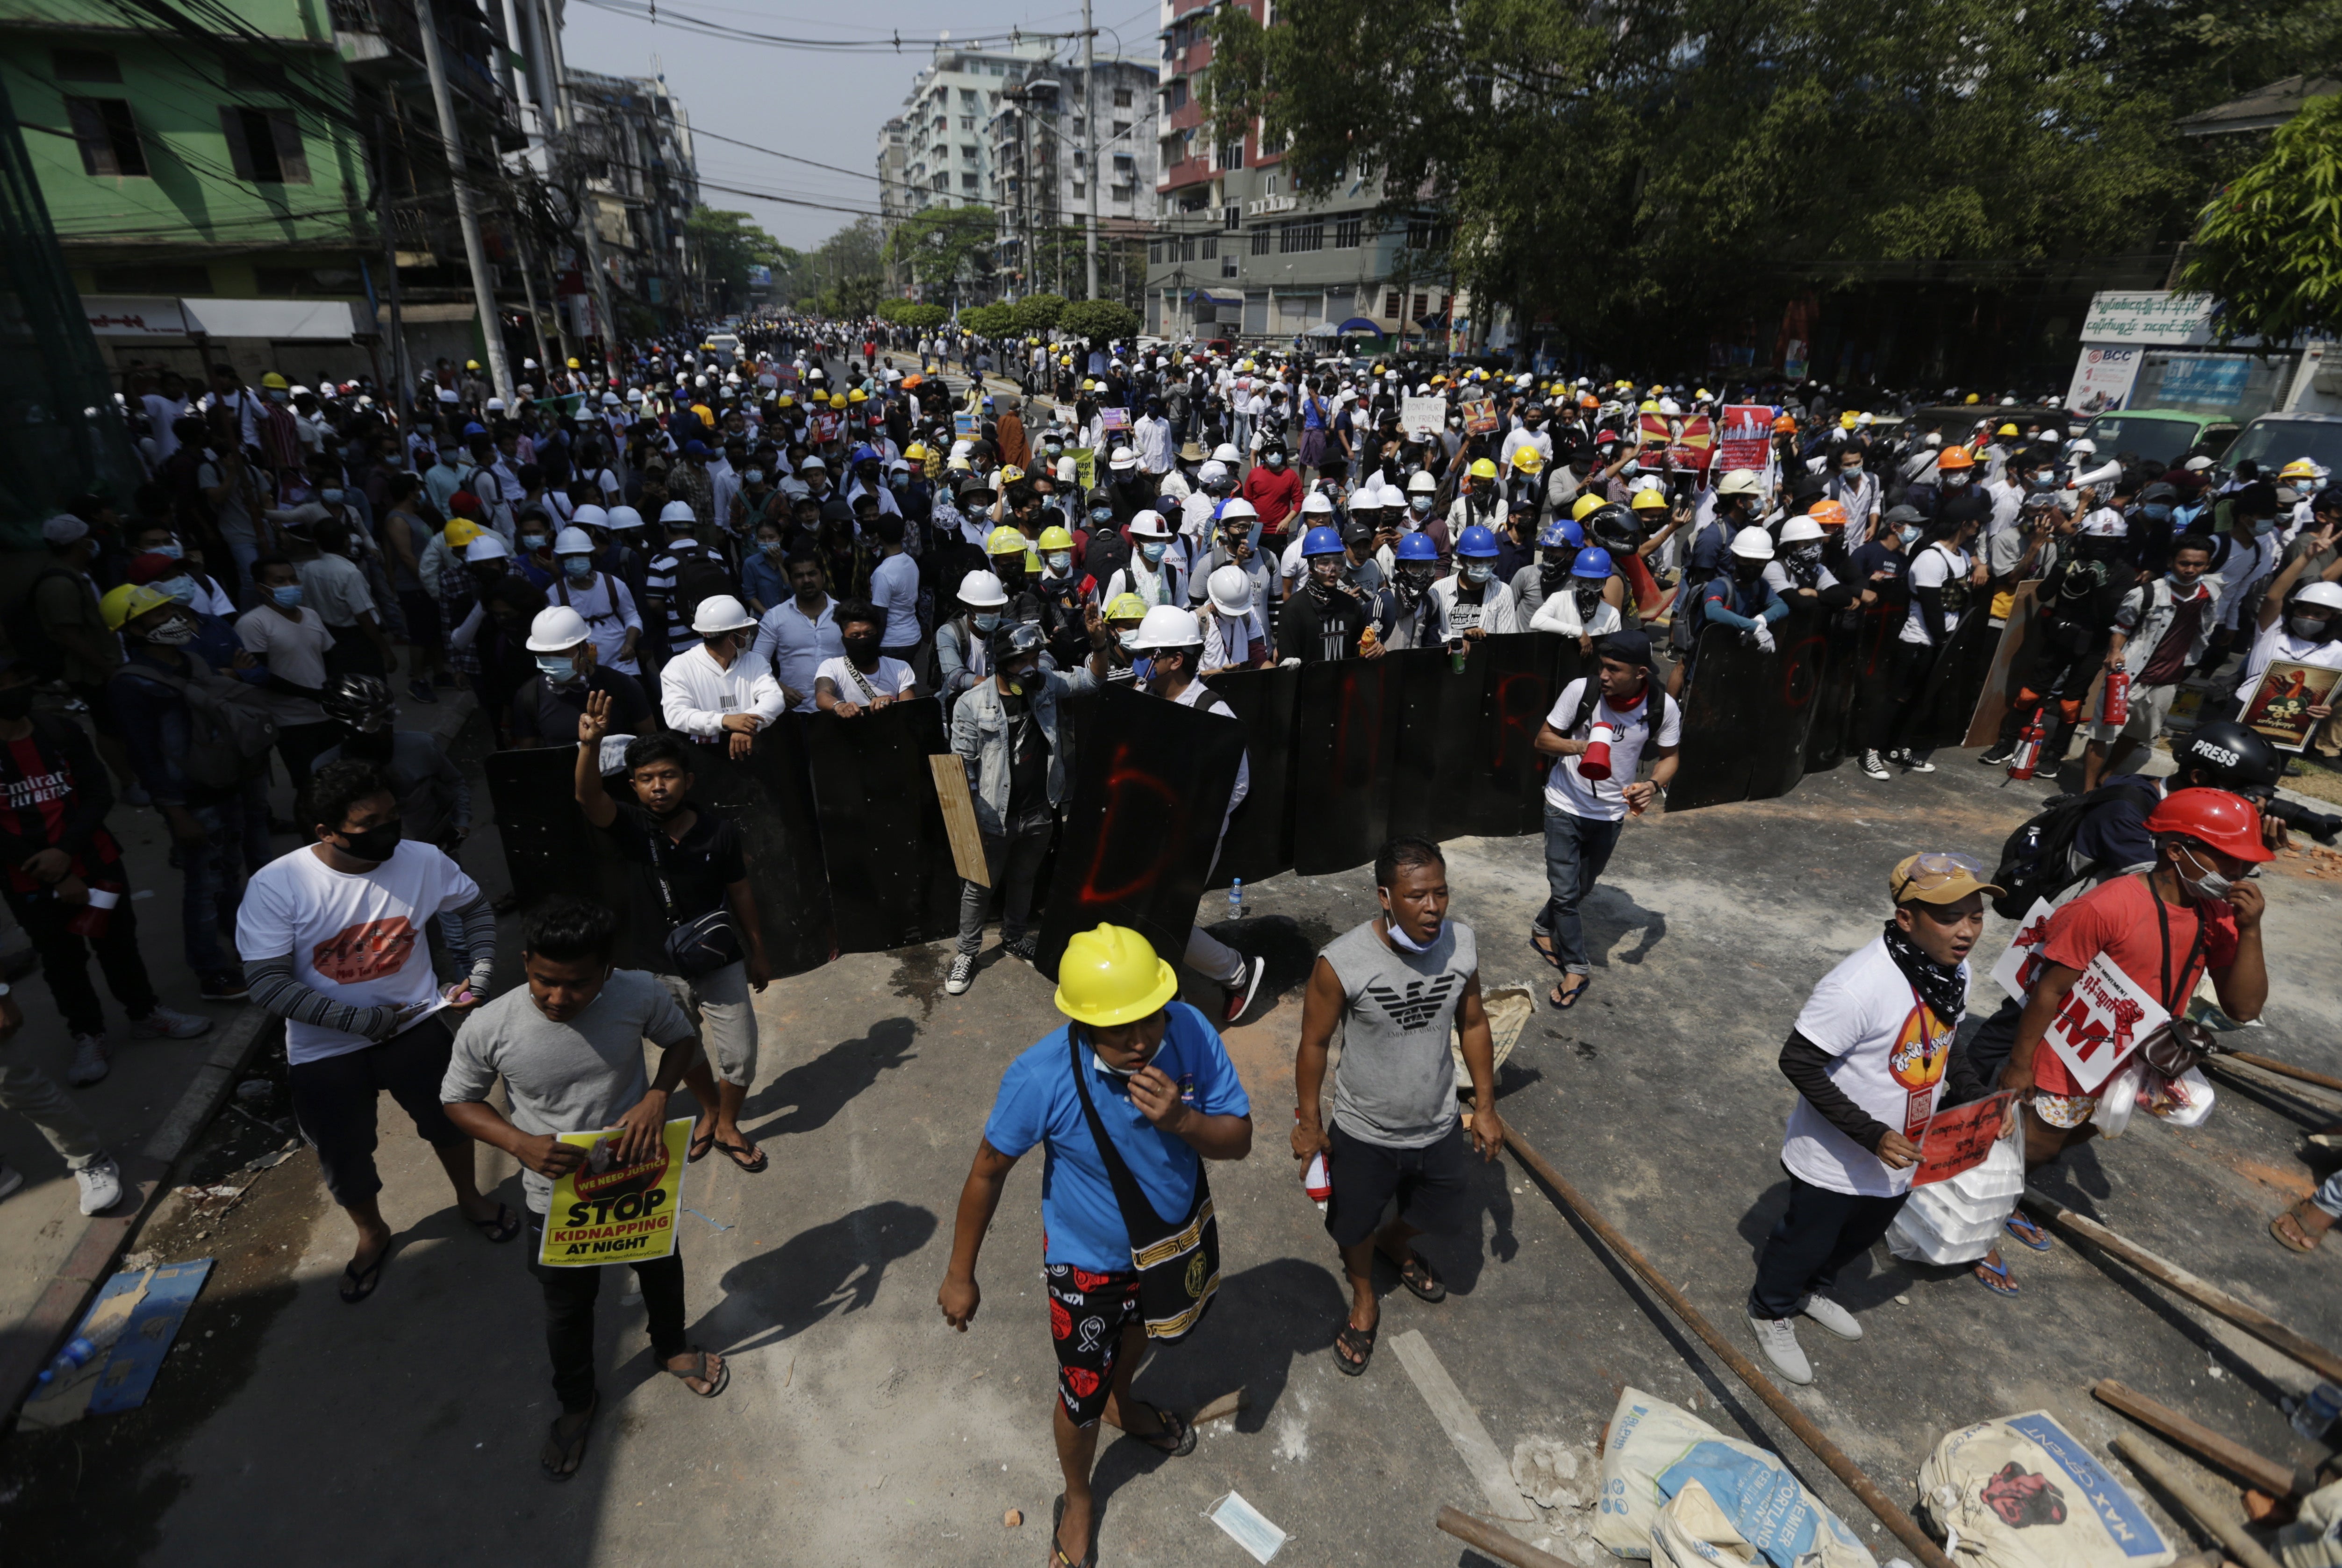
top-left (1887, 851), bottom-right (2003, 906)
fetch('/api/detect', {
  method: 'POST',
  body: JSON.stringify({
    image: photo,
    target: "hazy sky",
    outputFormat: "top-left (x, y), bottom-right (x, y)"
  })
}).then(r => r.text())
top-left (557, 0), bottom-right (1163, 252)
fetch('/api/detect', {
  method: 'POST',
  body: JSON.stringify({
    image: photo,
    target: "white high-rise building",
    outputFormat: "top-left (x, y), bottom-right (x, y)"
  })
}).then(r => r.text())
top-left (886, 41), bottom-right (1055, 215)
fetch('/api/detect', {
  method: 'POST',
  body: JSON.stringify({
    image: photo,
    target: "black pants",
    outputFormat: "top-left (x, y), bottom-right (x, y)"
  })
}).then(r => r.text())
top-left (1748, 1174), bottom-right (1909, 1319)
top-left (286, 1018), bottom-right (465, 1206)
top-left (1873, 639), bottom-right (1938, 752)
top-left (525, 1216), bottom-right (688, 1413)
top-left (3, 886), bottom-right (155, 1037)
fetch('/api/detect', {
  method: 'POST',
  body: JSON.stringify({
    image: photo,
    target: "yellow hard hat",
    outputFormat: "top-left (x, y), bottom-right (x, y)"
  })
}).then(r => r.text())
top-left (1081, 379), bottom-right (1097, 392)
top-left (999, 465), bottom-right (1024, 485)
top-left (777, 394), bottom-right (795, 408)
top-left (829, 393), bottom-right (847, 409)
top-left (1839, 411), bottom-right (1858, 430)
top-left (1963, 393), bottom-right (1981, 404)
top-left (261, 372), bottom-right (290, 391)
top-left (1572, 493), bottom-right (1605, 521)
top-left (99, 581), bottom-right (172, 632)
top-left (984, 525), bottom-right (1027, 557)
top-left (848, 388), bottom-right (868, 403)
top-left (1468, 457), bottom-right (1499, 480)
top-left (567, 357), bottom-right (582, 369)
top-left (466, 359), bottom-right (481, 370)
top-left (1053, 924), bottom-right (1177, 1027)
top-left (442, 518), bottom-right (484, 550)
top-left (1105, 592), bottom-right (1148, 621)
top-left (1630, 487), bottom-right (1668, 511)
top-left (2280, 457), bottom-right (2320, 479)
top-left (1647, 383), bottom-right (1665, 394)
top-left (904, 442), bottom-right (929, 462)
top-left (1996, 423), bottom-right (2019, 437)
top-left (1037, 524), bottom-right (1075, 551)
top-left (1638, 399), bottom-right (1660, 413)
top-left (1511, 447), bottom-right (1545, 475)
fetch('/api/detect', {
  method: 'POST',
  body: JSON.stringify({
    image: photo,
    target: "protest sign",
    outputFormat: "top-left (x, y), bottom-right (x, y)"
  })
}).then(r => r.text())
top-left (538, 1116), bottom-right (694, 1267)
top-left (1100, 406), bottom-right (1131, 432)
top-left (1401, 396), bottom-right (1446, 439)
top-left (1990, 897), bottom-right (2059, 1004)
top-left (1716, 404), bottom-right (1774, 477)
top-left (1912, 1093), bottom-right (2012, 1187)
top-left (2237, 659), bottom-right (2340, 752)
top-left (1462, 398), bottom-right (1498, 435)
top-left (2042, 954), bottom-right (2167, 1094)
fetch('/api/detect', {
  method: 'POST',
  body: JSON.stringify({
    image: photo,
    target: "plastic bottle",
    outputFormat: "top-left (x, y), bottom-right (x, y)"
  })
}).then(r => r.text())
top-left (1228, 878), bottom-right (1244, 919)
top-left (35, 1335), bottom-right (98, 1389)
top-left (1295, 1109), bottom-right (1331, 1211)
top-left (2290, 1382), bottom-right (2342, 1440)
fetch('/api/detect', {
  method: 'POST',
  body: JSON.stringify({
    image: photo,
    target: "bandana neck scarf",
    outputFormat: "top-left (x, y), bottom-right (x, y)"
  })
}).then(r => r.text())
top-left (1881, 919), bottom-right (1964, 1026)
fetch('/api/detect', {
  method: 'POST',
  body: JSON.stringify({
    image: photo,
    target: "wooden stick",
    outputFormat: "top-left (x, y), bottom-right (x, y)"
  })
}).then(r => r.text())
top-left (1433, 1507), bottom-right (1584, 1568)
top-left (2112, 1432), bottom-right (2287, 1568)
top-left (1500, 1124), bottom-right (1957, 1568)
top-left (2092, 1379), bottom-right (2310, 1498)
top-left (2216, 1047), bottom-right (2342, 1097)
top-left (2021, 1196), bottom-right (2342, 1384)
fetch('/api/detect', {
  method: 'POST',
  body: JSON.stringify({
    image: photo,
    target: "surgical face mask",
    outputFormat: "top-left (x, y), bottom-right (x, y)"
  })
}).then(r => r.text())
top-left (2174, 843), bottom-right (2240, 904)
top-left (1942, 471), bottom-right (1971, 487)
top-left (1462, 560), bottom-right (1493, 584)
top-left (1898, 525), bottom-right (1923, 547)
top-left (522, 533), bottom-right (549, 551)
top-left (1046, 551), bottom-right (1073, 574)
top-left (973, 611), bottom-right (1003, 634)
top-left (160, 576), bottom-right (199, 604)
top-left (745, 470), bottom-right (764, 486)
top-left (2290, 614), bottom-right (2334, 640)
top-left (1090, 507), bottom-right (1115, 526)
top-left (1116, 629), bottom-right (1140, 649)
top-left (142, 614), bottom-right (199, 646)
top-left (1840, 463), bottom-right (1862, 478)
top-left (1411, 496), bottom-right (1433, 516)
top-left (270, 584), bottom-right (305, 609)
top-left (2142, 503), bottom-right (2173, 524)
top-left (535, 653), bottom-right (578, 684)
top-left (146, 540), bottom-right (184, 560)
top-left (1139, 541), bottom-right (1167, 565)
top-left (561, 555), bottom-right (594, 580)
top-left (759, 538), bottom-right (783, 558)
top-left (1266, 454), bottom-right (1285, 469)
top-left (321, 487), bottom-right (345, 505)
top-left (2253, 515), bottom-right (2279, 537)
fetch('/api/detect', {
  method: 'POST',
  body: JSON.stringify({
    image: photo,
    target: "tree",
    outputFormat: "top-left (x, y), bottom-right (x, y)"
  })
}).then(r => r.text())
top-left (686, 208), bottom-right (792, 313)
top-left (806, 216), bottom-right (888, 318)
top-left (960, 302), bottom-right (1016, 337)
top-left (903, 302), bottom-right (949, 332)
top-left (1012, 293), bottom-right (1067, 334)
top-left (2177, 94), bottom-right (2342, 345)
top-left (1057, 298), bottom-right (1139, 344)
top-left (883, 205), bottom-right (996, 307)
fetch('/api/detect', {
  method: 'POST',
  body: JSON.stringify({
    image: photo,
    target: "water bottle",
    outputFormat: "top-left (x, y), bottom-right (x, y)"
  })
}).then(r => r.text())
top-left (35, 1335), bottom-right (98, 1389)
top-left (1228, 878), bottom-right (1244, 919)
top-left (2290, 1381), bottom-right (2342, 1440)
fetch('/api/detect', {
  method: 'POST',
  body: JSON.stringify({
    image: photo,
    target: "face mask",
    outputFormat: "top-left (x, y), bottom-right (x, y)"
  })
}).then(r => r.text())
top-left (1943, 471), bottom-right (1971, 487)
top-left (561, 555), bottom-right (594, 580)
top-left (1117, 629), bottom-right (1140, 649)
top-left (1046, 551), bottom-right (1073, 575)
top-left (535, 653), bottom-right (578, 683)
top-left (1411, 496), bottom-right (1433, 516)
top-left (1462, 560), bottom-right (1492, 584)
top-left (149, 541), bottom-right (184, 560)
top-left (2141, 503), bottom-right (2173, 524)
top-left (1139, 542), bottom-right (1167, 565)
top-left (335, 818), bottom-right (402, 863)
top-left (271, 584), bottom-right (305, 609)
top-left (142, 615), bottom-right (199, 646)
top-left (320, 487), bottom-right (345, 505)
top-left (843, 635), bottom-right (880, 660)
top-left (0, 687), bottom-right (36, 721)
top-left (2290, 615), bottom-right (2334, 640)
top-left (1090, 507), bottom-right (1115, 526)
top-left (973, 611), bottom-right (1003, 634)
top-left (745, 470), bottom-right (764, 486)
top-left (759, 539), bottom-right (783, 558)
top-left (1898, 525), bottom-right (1923, 548)
top-left (1840, 464), bottom-right (1862, 478)
top-left (2175, 843), bottom-right (2239, 904)
top-left (1379, 894), bottom-right (1442, 951)
top-left (522, 533), bottom-right (549, 551)
top-left (160, 576), bottom-right (199, 604)
top-left (2253, 515), bottom-right (2279, 537)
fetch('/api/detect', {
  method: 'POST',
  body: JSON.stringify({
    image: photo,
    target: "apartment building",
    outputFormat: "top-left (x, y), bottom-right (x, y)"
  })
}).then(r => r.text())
top-left (891, 41), bottom-right (1055, 215)
top-left (990, 54), bottom-right (1158, 299)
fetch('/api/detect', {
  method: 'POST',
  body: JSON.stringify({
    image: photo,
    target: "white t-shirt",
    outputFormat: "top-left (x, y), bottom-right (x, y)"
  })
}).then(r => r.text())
top-left (817, 654), bottom-right (917, 703)
top-left (236, 841), bottom-right (481, 1065)
top-left (1899, 543), bottom-right (1971, 645)
top-left (1541, 677), bottom-right (1679, 822)
top-left (1780, 936), bottom-right (1962, 1197)
top-left (236, 605), bottom-right (336, 724)
top-left (2241, 620), bottom-right (2342, 687)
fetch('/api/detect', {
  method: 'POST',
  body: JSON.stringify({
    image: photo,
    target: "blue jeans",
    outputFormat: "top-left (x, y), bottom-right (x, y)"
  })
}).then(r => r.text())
top-left (1533, 806), bottom-right (1623, 975)
top-left (181, 800), bottom-right (248, 977)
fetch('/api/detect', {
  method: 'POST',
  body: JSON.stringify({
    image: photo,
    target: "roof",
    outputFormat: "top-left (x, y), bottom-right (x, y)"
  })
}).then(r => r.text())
top-left (2176, 75), bottom-right (2340, 136)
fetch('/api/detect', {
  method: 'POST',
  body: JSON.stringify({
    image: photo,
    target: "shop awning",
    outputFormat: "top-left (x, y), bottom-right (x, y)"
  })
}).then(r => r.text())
top-left (178, 298), bottom-right (366, 339)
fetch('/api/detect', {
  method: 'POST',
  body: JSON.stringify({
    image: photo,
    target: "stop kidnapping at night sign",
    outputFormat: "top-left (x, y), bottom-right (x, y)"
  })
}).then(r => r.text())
top-left (538, 1117), bottom-right (694, 1267)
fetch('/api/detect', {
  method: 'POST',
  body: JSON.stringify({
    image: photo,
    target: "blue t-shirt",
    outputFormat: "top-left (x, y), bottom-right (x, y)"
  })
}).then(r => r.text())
top-left (981, 1002), bottom-right (1251, 1272)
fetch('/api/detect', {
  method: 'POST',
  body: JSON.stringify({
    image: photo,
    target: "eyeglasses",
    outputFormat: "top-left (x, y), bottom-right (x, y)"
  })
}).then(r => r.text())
top-left (1892, 850), bottom-right (1984, 902)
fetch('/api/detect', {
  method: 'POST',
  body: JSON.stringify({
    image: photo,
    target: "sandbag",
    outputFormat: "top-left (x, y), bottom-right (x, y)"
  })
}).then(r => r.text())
top-left (2277, 1476), bottom-right (2342, 1568)
top-left (1888, 1138), bottom-right (2024, 1265)
top-left (1596, 1386), bottom-right (1876, 1568)
top-left (1653, 1480), bottom-right (1758, 1568)
top-left (1917, 1411), bottom-right (2173, 1568)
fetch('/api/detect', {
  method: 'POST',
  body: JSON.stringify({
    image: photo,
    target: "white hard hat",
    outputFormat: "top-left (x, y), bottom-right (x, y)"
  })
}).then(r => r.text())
top-left (602, 391), bottom-right (621, 406)
top-left (689, 594), bottom-right (757, 636)
top-left (957, 569), bottom-right (1008, 609)
top-left (1207, 565), bottom-right (1253, 619)
top-left (572, 504), bottom-right (610, 530)
top-left (553, 526), bottom-right (595, 556)
top-left (1729, 529), bottom-right (1775, 561)
top-left (1128, 509), bottom-right (1174, 539)
top-left (659, 500), bottom-right (697, 525)
top-left (1108, 445), bottom-right (1139, 472)
top-left (1198, 460), bottom-right (1229, 486)
top-left (1129, 604), bottom-right (1202, 651)
top-left (1924, 432), bottom-right (1942, 448)
top-left (527, 605), bottom-right (592, 652)
top-left (2078, 510), bottom-right (2129, 537)
top-left (2296, 581), bottom-right (2342, 612)
top-left (2067, 437), bottom-right (2097, 455)
top-left (1301, 491), bottom-right (1336, 515)
top-left (1056, 457), bottom-right (1079, 484)
top-left (1407, 471), bottom-right (1438, 494)
top-left (1212, 443), bottom-right (1243, 464)
top-left (1657, 397), bottom-right (1682, 417)
top-left (465, 536), bottom-right (511, 562)
top-left (606, 505), bottom-right (645, 531)
top-left (1219, 496), bottom-right (1258, 522)
top-left (1716, 468), bottom-right (1763, 498)
top-left (485, 397), bottom-right (506, 413)
top-left (1778, 517), bottom-right (1826, 545)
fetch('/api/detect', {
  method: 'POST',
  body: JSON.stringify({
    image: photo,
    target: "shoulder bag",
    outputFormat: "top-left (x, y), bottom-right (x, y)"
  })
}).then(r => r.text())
top-left (647, 824), bottom-right (742, 978)
top-left (1067, 1032), bottom-right (1221, 1342)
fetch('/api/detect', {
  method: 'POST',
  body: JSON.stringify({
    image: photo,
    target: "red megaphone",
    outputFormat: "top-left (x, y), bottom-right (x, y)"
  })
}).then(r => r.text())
top-left (1579, 723), bottom-right (1617, 781)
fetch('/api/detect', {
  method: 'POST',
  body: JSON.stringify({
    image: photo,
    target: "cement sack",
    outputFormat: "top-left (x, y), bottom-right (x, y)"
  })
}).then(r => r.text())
top-left (1917, 1411), bottom-right (2173, 1568)
top-left (1652, 1480), bottom-right (1759, 1567)
top-left (1596, 1386), bottom-right (1876, 1568)
top-left (2277, 1476), bottom-right (2342, 1568)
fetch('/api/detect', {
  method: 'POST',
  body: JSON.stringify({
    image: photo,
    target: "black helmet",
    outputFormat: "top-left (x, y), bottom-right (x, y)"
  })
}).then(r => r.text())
top-left (1586, 502), bottom-right (1640, 552)
top-left (989, 620), bottom-right (1045, 666)
top-left (321, 674), bottom-right (395, 733)
top-left (2172, 719), bottom-right (2282, 795)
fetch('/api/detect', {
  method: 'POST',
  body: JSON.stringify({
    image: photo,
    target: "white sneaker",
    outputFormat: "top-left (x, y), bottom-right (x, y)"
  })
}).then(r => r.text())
top-left (1859, 750), bottom-right (1890, 781)
top-left (1746, 1310), bottom-right (1813, 1385)
top-left (945, 953), bottom-right (975, 995)
top-left (0, 1162), bottom-right (23, 1203)
top-left (67, 1033), bottom-right (110, 1087)
top-left (1801, 1295), bottom-right (1862, 1340)
top-left (75, 1154), bottom-right (124, 1216)
top-left (130, 1004), bottom-right (212, 1040)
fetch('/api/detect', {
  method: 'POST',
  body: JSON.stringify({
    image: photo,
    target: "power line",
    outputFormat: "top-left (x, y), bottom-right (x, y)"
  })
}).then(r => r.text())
top-left (675, 124), bottom-right (888, 184)
top-left (571, 0), bottom-right (1092, 54)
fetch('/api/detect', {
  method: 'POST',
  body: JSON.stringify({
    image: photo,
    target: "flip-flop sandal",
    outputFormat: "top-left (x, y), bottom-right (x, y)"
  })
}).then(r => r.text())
top-left (687, 1130), bottom-right (716, 1164)
top-left (1129, 1401), bottom-right (1196, 1457)
top-left (666, 1348), bottom-right (730, 1398)
top-left (2271, 1203), bottom-right (2325, 1254)
top-left (542, 1394), bottom-right (599, 1482)
top-left (1393, 1251), bottom-right (1447, 1302)
top-left (1973, 1257), bottom-right (2019, 1297)
top-left (1050, 1494), bottom-right (1097, 1568)
top-left (1549, 975), bottom-right (1590, 1010)
top-left (1528, 931), bottom-right (1562, 970)
top-left (2004, 1214), bottom-right (2053, 1252)
top-left (1334, 1320), bottom-right (1377, 1376)
top-left (714, 1139), bottom-right (768, 1174)
top-left (471, 1202), bottom-right (522, 1244)
top-left (338, 1248), bottom-right (389, 1304)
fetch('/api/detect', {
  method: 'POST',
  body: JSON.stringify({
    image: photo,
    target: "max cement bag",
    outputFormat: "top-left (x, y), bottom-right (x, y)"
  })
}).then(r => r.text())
top-left (1918, 1411), bottom-right (2173, 1568)
top-left (1597, 1386), bottom-right (1876, 1568)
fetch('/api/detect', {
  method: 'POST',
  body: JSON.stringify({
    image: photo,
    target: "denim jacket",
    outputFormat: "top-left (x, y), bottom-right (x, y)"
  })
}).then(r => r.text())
top-left (950, 666), bottom-right (1099, 835)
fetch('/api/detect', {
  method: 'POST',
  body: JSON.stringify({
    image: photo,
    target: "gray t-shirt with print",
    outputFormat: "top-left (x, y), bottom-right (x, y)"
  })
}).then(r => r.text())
top-left (440, 968), bottom-right (696, 1213)
top-left (1323, 916), bottom-right (1477, 1149)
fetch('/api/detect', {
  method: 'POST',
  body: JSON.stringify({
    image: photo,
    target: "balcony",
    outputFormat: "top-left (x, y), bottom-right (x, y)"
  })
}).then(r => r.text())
top-left (1157, 156), bottom-right (1211, 192)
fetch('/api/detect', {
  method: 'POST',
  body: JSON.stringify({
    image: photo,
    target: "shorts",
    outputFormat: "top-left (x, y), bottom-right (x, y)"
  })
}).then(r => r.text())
top-left (1045, 1260), bottom-right (1142, 1426)
top-left (657, 962), bottom-right (758, 1088)
top-left (2031, 1091), bottom-right (2098, 1130)
top-left (1323, 1121), bottom-right (1473, 1249)
top-left (2089, 680), bottom-right (2177, 745)
top-left (287, 1017), bottom-right (465, 1206)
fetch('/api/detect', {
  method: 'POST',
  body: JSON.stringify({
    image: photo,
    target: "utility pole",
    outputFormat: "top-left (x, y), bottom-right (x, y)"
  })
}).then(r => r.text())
top-left (536, 0), bottom-right (621, 382)
top-left (373, 111), bottom-right (412, 433)
top-left (1082, 0), bottom-right (1098, 301)
top-left (412, 0), bottom-right (514, 405)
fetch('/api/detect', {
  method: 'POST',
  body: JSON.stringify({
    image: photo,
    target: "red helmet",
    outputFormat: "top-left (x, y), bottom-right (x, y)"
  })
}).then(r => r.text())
top-left (2144, 787), bottom-right (2273, 863)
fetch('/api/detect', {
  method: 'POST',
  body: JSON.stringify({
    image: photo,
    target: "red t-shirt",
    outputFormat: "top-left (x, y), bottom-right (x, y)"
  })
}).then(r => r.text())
top-left (1240, 466), bottom-right (1304, 532)
top-left (2033, 874), bottom-right (2237, 1094)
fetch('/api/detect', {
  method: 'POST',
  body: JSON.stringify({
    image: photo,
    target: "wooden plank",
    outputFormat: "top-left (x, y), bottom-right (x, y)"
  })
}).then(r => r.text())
top-left (2093, 1379), bottom-right (2308, 1497)
top-left (1389, 1328), bottom-right (1537, 1523)
top-left (2112, 1433), bottom-right (2286, 1568)
top-left (927, 754), bottom-right (988, 888)
top-left (1434, 1508), bottom-right (1588, 1568)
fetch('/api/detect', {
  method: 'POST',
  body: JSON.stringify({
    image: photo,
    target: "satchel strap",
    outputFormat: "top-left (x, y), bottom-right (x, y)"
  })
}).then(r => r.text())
top-left (1066, 1031), bottom-right (1183, 1239)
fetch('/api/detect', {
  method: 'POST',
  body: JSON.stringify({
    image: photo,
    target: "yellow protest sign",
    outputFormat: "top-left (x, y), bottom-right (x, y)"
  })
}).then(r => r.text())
top-left (537, 1117), bottom-right (693, 1268)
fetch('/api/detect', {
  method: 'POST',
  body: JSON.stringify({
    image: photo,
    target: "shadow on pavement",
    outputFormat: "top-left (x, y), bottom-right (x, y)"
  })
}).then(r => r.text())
top-left (706, 1199), bottom-right (938, 1353)
top-left (741, 1016), bottom-right (919, 1141)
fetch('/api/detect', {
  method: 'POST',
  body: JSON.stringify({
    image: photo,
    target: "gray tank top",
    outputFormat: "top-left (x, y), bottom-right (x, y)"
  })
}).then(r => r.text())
top-left (1323, 917), bottom-right (1477, 1148)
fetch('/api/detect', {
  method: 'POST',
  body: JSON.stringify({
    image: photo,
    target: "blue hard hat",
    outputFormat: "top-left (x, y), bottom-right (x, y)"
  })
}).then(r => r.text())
top-left (1301, 524), bottom-right (1346, 557)
top-left (1396, 532), bottom-right (1440, 563)
top-left (1572, 546), bottom-right (1615, 578)
top-left (1537, 518), bottom-right (1585, 550)
top-left (1456, 525), bottom-right (1502, 559)
top-left (463, 421), bottom-right (487, 438)
top-left (851, 443), bottom-right (880, 464)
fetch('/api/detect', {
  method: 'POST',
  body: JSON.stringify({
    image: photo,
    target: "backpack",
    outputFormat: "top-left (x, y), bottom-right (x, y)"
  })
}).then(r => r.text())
top-left (665, 547), bottom-right (738, 629)
top-left (1556, 673), bottom-right (1674, 739)
top-left (5, 567), bottom-right (82, 681)
top-left (1987, 782), bottom-right (2157, 919)
top-left (111, 654), bottom-right (279, 789)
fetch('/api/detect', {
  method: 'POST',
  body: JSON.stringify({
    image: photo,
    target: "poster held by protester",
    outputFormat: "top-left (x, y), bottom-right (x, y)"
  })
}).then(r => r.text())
top-left (1100, 407), bottom-right (1131, 432)
top-left (2238, 659), bottom-right (2340, 752)
top-left (1462, 399), bottom-right (1499, 435)
top-left (537, 1117), bottom-right (694, 1267)
top-left (1716, 405), bottom-right (1775, 477)
top-left (1401, 396), bottom-right (1447, 439)
top-left (2043, 954), bottom-right (2168, 1094)
top-left (1989, 898), bottom-right (2059, 1004)
top-left (1912, 1094), bottom-right (2013, 1187)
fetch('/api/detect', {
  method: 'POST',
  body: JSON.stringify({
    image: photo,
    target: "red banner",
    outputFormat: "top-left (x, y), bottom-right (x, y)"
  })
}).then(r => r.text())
top-left (1639, 412), bottom-right (1715, 471)
top-left (1912, 1092), bottom-right (2012, 1187)
top-left (1716, 405), bottom-right (1774, 476)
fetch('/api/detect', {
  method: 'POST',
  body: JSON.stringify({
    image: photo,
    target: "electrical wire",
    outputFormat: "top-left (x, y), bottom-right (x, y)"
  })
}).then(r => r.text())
top-left (571, 0), bottom-right (1092, 53)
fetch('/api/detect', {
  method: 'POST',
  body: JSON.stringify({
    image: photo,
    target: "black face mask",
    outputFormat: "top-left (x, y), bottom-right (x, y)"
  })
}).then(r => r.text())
top-left (335, 818), bottom-right (402, 863)
top-left (0, 687), bottom-right (34, 721)
top-left (843, 634), bottom-right (881, 661)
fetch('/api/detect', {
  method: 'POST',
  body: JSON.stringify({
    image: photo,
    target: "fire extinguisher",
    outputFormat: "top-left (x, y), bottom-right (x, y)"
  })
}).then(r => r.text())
top-left (2100, 666), bottom-right (2131, 728)
top-left (2007, 706), bottom-right (2048, 780)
